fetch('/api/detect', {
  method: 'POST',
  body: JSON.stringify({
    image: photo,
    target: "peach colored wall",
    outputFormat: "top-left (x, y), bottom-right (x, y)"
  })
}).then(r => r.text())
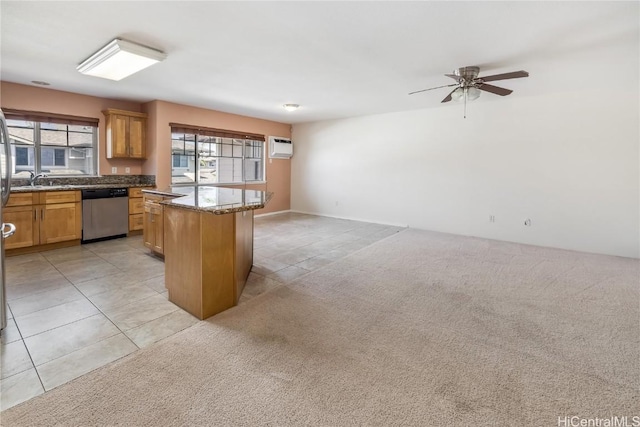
top-left (0, 81), bottom-right (143, 176)
top-left (0, 82), bottom-right (292, 214)
top-left (142, 100), bottom-right (291, 214)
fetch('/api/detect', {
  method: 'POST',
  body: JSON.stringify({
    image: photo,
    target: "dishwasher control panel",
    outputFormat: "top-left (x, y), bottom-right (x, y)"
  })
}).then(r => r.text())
top-left (82, 188), bottom-right (129, 199)
top-left (109, 188), bottom-right (128, 197)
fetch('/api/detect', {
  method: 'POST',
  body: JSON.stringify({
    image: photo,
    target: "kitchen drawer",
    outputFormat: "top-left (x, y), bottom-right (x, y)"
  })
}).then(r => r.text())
top-left (129, 187), bottom-right (144, 198)
top-left (143, 194), bottom-right (166, 204)
top-left (129, 213), bottom-right (144, 231)
top-left (6, 192), bottom-right (37, 207)
top-left (129, 198), bottom-right (144, 215)
top-left (39, 191), bottom-right (80, 204)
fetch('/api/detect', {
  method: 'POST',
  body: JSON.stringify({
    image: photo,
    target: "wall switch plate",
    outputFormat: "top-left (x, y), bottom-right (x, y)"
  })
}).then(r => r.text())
top-left (125, 167), bottom-right (130, 174)
top-left (111, 167), bottom-right (117, 174)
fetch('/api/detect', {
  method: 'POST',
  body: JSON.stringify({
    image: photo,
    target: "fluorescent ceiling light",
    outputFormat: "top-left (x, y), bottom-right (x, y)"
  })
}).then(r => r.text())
top-left (77, 38), bottom-right (166, 81)
top-left (283, 104), bottom-right (300, 112)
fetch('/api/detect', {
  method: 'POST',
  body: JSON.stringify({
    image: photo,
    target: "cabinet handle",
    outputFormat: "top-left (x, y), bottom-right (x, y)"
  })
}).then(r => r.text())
top-left (34, 209), bottom-right (36, 221)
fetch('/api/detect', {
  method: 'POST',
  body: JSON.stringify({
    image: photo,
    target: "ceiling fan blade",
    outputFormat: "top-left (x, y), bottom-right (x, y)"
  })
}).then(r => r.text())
top-left (441, 87), bottom-right (459, 103)
top-left (408, 83), bottom-right (458, 96)
top-left (478, 70), bottom-right (529, 82)
top-left (478, 83), bottom-right (513, 96)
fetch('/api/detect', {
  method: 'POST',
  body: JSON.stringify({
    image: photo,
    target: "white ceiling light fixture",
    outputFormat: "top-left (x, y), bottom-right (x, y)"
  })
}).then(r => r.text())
top-left (283, 104), bottom-right (300, 112)
top-left (77, 38), bottom-right (167, 81)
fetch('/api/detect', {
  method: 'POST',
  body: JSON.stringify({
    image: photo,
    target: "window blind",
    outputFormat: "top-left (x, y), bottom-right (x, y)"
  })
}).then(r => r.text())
top-left (2, 109), bottom-right (99, 127)
top-left (170, 122), bottom-right (265, 141)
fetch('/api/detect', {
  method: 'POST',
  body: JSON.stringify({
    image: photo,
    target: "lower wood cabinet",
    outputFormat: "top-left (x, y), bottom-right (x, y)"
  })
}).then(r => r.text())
top-left (128, 187), bottom-right (145, 232)
top-left (3, 191), bottom-right (82, 251)
top-left (143, 194), bottom-right (165, 255)
top-left (3, 205), bottom-right (38, 249)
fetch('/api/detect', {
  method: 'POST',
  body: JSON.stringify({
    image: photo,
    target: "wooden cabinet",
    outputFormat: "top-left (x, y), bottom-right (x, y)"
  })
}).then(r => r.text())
top-left (128, 187), bottom-right (145, 232)
top-left (102, 109), bottom-right (147, 159)
top-left (4, 192), bottom-right (38, 250)
top-left (3, 191), bottom-right (82, 252)
top-left (143, 194), bottom-right (166, 255)
top-left (164, 206), bottom-right (254, 320)
top-left (3, 206), bottom-right (38, 250)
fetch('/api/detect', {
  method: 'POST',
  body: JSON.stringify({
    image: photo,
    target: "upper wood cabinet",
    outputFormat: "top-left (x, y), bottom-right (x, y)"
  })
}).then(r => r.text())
top-left (102, 109), bottom-right (148, 159)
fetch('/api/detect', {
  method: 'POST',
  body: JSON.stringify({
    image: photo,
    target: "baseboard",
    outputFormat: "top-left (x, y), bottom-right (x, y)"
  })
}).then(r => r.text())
top-left (289, 209), bottom-right (408, 228)
top-left (254, 209), bottom-right (291, 218)
top-left (6, 239), bottom-right (80, 257)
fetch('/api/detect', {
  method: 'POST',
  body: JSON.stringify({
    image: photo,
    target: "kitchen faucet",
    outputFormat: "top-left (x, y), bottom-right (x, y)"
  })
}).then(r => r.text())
top-left (28, 171), bottom-right (47, 187)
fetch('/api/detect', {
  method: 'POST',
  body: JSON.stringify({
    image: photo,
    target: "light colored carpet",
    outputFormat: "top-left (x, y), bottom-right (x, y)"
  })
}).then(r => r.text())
top-left (2, 229), bottom-right (638, 426)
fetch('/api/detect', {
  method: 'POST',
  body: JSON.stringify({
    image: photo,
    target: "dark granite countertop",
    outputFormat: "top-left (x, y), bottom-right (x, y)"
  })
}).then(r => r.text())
top-left (143, 186), bottom-right (272, 214)
top-left (11, 183), bottom-right (154, 193)
top-left (10, 175), bottom-right (155, 193)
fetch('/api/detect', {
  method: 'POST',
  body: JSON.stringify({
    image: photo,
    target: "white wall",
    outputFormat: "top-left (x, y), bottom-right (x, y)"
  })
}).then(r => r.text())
top-left (291, 88), bottom-right (639, 258)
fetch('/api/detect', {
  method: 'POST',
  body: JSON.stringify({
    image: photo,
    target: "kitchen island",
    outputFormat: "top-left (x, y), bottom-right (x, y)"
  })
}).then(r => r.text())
top-left (142, 186), bottom-right (271, 320)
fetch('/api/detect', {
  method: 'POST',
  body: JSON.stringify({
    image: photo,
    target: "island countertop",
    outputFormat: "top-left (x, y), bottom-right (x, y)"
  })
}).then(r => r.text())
top-left (143, 186), bottom-right (272, 214)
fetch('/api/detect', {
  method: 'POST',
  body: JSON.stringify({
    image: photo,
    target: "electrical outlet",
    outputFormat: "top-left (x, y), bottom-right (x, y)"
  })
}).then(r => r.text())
top-left (125, 167), bottom-right (130, 174)
top-left (524, 219), bottom-right (532, 226)
top-left (111, 167), bottom-right (117, 174)
top-left (489, 215), bottom-right (495, 223)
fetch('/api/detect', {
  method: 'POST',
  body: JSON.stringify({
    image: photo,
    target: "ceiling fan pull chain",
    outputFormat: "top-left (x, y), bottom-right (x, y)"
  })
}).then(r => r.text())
top-left (464, 89), bottom-right (467, 119)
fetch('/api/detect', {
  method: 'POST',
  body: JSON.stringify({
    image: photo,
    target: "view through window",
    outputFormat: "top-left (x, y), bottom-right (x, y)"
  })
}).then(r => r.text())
top-left (171, 128), bottom-right (264, 185)
top-left (6, 114), bottom-right (97, 178)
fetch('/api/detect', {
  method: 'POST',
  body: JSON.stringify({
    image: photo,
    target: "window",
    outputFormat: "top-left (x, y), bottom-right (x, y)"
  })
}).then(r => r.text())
top-left (170, 124), bottom-right (265, 186)
top-left (172, 155), bottom-right (189, 168)
top-left (4, 111), bottom-right (98, 178)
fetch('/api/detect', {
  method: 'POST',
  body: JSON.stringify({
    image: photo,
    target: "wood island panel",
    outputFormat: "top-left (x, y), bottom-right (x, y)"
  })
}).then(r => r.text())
top-left (164, 206), bottom-right (203, 318)
top-left (163, 205), bottom-right (254, 320)
top-left (201, 213), bottom-right (236, 318)
top-left (234, 210), bottom-right (254, 302)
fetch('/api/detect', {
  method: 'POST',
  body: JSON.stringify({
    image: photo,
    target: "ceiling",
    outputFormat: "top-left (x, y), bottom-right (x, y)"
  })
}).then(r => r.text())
top-left (1, 1), bottom-right (638, 124)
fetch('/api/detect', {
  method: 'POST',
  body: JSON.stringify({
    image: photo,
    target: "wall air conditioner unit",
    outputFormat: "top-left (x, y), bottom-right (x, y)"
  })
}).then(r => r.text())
top-left (269, 136), bottom-right (293, 159)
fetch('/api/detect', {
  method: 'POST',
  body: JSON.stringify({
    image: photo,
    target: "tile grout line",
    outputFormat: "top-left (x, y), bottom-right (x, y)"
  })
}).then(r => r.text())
top-left (37, 250), bottom-right (143, 360)
top-left (3, 304), bottom-right (47, 394)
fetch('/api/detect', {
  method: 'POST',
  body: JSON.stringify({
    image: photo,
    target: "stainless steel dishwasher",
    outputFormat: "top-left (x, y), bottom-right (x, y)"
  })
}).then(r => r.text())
top-left (81, 188), bottom-right (129, 243)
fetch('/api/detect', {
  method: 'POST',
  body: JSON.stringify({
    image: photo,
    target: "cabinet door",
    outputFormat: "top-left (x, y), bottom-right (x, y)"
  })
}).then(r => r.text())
top-left (143, 202), bottom-right (164, 254)
top-left (128, 116), bottom-right (146, 158)
top-left (153, 206), bottom-right (164, 254)
top-left (111, 114), bottom-right (129, 158)
top-left (39, 202), bottom-right (81, 244)
top-left (143, 203), bottom-right (155, 250)
top-left (3, 206), bottom-right (38, 249)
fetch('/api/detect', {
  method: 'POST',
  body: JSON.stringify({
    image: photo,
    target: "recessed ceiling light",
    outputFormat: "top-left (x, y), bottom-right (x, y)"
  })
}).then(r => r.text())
top-left (77, 38), bottom-right (166, 81)
top-left (31, 80), bottom-right (50, 86)
top-left (283, 104), bottom-right (300, 112)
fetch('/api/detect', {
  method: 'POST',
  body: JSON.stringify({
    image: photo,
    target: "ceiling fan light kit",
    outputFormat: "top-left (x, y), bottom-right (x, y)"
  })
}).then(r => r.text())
top-left (451, 87), bottom-right (481, 102)
top-left (409, 66), bottom-right (529, 118)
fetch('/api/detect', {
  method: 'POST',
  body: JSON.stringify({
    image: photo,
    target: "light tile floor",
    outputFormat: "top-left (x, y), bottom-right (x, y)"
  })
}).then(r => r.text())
top-left (0, 212), bottom-right (402, 410)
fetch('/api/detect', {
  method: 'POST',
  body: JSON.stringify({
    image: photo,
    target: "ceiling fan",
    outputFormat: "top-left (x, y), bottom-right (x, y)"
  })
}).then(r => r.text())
top-left (409, 66), bottom-right (529, 117)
